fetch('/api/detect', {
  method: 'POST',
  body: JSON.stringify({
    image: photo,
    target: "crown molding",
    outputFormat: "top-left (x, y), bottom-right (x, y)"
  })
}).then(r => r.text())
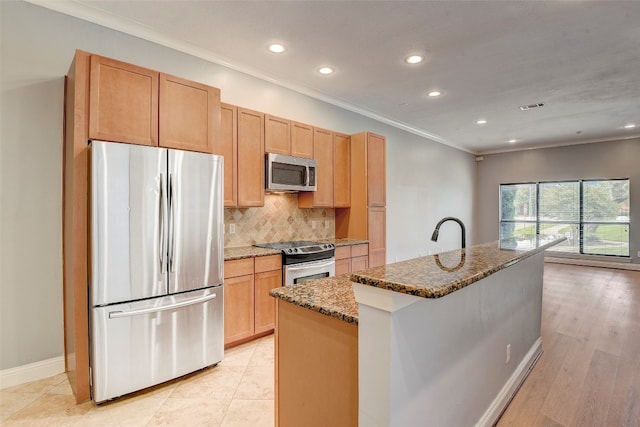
top-left (24, 0), bottom-right (472, 154)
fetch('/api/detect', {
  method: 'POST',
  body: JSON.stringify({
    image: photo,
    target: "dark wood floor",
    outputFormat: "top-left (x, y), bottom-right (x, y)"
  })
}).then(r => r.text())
top-left (497, 263), bottom-right (640, 427)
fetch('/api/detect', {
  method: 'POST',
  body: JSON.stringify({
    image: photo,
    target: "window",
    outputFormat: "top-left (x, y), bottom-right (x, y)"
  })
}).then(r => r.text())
top-left (500, 179), bottom-right (630, 257)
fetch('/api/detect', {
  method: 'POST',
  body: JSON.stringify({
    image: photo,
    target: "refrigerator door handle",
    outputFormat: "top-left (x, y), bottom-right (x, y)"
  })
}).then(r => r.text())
top-left (108, 292), bottom-right (218, 319)
top-left (168, 173), bottom-right (175, 273)
top-left (158, 174), bottom-right (166, 271)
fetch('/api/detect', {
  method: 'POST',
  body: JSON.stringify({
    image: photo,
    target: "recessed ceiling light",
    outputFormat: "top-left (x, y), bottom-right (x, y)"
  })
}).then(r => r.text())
top-left (508, 139), bottom-right (518, 144)
top-left (406, 55), bottom-right (423, 64)
top-left (318, 67), bottom-right (334, 75)
top-left (268, 43), bottom-right (286, 53)
top-left (477, 119), bottom-right (487, 125)
top-left (428, 91), bottom-right (441, 97)
top-left (624, 123), bottom-right (636, 129)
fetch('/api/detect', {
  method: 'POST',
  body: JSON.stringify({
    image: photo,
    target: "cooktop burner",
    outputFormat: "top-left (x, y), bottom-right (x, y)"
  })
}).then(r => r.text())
top-left (254, 240), bottom-right (335, 263)
top-left (254, 240), bottom-right (317, 250)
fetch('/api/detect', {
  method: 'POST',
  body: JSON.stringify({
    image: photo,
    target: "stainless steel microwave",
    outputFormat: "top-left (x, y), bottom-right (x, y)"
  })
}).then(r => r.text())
top-left (265, 153), bottom-right (317, 192)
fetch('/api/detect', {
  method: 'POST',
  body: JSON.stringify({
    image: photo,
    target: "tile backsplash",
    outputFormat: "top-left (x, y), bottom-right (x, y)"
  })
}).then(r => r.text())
top-left (224, 193), bottom-right (335, 247)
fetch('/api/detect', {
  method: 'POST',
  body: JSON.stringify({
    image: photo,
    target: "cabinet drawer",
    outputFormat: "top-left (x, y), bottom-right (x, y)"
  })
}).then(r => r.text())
top-left (255, 254), bottom-right (282, 273)
top-left (224, 258), bottom-right (254, 279)
top-left (351, 244), bottom-right (369, 258)
top-left (335, 246), bottom-right (351, 260)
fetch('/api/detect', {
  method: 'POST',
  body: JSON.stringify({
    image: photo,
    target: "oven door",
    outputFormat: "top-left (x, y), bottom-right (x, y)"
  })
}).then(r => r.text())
top-left (284, 258), bottom-right (335, 286)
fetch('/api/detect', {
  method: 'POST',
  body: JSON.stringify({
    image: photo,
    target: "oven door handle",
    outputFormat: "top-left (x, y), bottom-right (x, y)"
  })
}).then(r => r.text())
top-left (286, 259), bottom-right (335, 272)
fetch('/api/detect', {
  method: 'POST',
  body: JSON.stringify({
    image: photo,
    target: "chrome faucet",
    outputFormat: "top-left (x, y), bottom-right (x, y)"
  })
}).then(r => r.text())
top-left (431, 217), bottom-right (466, 249)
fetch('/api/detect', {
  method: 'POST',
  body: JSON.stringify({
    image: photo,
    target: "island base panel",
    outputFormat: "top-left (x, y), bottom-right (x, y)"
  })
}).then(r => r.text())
top-left (275, 301), bottom-right (358, 427)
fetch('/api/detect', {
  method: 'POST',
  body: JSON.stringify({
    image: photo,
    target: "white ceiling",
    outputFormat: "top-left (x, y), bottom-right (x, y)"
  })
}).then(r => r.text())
top-left (30, 0), bottom-right (640, 154)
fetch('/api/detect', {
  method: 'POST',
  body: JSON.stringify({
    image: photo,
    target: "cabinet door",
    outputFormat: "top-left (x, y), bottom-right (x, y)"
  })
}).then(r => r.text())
top-left (368, 207), bottom-right (386, 268)
top-left (224, 274), bottom-right (255, 345)
top-left (265, 115), bottom-right (291, 155)
top-left (237, 108), bottom-right (265, 207)
top-left (299, 128), bottom-right (333, 208)
top-left (335, 258), bottom-right (351, 276)
top-left (254, 269), bottom-right (281, 334)
top-left (351, 256), bottom-right (368, 272)
top-left (89, 55), bottom-right (158, 146)
top-left (220, 103), bottom-right (237, 207)
top-left (291, 121), bottom-right (313, 159)
top-left (159, 73), bottom-right (220, 153)
top-left (367, 133), bottom-right (386, 207)
top-left (334, 133), bottom-right (351, 207)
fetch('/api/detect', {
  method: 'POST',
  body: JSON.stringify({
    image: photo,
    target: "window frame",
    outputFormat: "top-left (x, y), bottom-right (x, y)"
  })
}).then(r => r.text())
top-left (499, 178), bottom-right (630, 258)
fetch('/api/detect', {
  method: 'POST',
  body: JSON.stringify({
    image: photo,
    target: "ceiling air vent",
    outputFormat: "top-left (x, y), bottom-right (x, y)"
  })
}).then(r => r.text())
top-left (519, 102), bottom-right (545, 111)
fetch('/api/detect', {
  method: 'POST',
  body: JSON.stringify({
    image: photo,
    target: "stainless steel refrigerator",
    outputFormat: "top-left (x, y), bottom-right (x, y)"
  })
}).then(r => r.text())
top-left (90, 140), bottom-right (224, 402)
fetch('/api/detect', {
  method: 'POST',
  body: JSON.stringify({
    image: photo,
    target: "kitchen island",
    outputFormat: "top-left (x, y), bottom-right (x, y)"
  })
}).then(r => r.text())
top-left (270, 235), bottom-right (566, 427)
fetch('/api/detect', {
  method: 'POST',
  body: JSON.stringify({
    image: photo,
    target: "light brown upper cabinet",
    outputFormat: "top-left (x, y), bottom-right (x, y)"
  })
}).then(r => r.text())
top-left (159, 73), bottom-right (220, 153)
top-left (298, 127), bottom-right (333, 208)
top-left (89, 55), bottom-right (159, 146)
top-left (237, 108), bottom-right (265, 207)
top-left (290, 121), bottom-right (314, 159)
top-left (335, 131), bottom-right (386, 268)
top-left (333, 132), bottom-right (351, 208)
top-left (89, 54), bottom-right (220, 153)
top-left (367, 132), bottom-right (386, 206)
top-left (265, 115), bottom-right (291, 155)
top-left (219, 103), bottom-right (238, 207)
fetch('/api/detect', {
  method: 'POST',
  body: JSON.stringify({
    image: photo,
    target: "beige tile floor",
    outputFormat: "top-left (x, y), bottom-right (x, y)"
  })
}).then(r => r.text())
top-left (0, 334), bottom-right (275, 426)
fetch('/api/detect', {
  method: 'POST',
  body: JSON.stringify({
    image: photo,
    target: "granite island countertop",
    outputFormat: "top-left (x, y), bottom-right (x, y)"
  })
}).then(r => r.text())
top-left (270, 274), bottom-right (359, 324)
top-left (351, 235), bottom-right (567, 299)
top-left (270, 235), bottom-right (566, 323)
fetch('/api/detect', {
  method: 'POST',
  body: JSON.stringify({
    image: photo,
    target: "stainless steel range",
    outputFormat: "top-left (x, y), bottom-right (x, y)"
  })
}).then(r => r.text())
top-left (254, 241), bottom-right (335, 286)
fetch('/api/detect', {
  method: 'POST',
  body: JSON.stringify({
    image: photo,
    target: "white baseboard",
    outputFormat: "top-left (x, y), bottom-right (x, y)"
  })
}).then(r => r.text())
top-left (475, 337), bottom-right (543, 427)
top-left (545, 257), bottom-right (640, 271)
top-left (0, 356), bottom-right (65, 389)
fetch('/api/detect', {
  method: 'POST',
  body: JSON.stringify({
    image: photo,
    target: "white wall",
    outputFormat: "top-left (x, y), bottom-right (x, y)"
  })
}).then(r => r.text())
top-left (475, 139), bottom-right (640, 263)
top-left (355, 253), bottom-right (545, 426)
top-left (0, 0), bottom-right (475, 370)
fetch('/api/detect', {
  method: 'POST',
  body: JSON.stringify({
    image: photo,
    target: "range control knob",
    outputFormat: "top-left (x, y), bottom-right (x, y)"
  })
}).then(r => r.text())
top-left (287, 248), bottom-right (293, 254)
top-left (293, 248), bottom-right (298, 253)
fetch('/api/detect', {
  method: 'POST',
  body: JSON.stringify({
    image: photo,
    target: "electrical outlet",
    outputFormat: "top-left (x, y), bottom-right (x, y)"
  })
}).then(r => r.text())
top-left (506, 344), bottom-right (511, 364)
top-left (324, 220), bottom-right (330, 229)
top-left (229, 223), bottom-right (235, 234)
top-left (312, 221), bottom-right (317, 230)
top-left (637, 251), bottom-right (640, 258)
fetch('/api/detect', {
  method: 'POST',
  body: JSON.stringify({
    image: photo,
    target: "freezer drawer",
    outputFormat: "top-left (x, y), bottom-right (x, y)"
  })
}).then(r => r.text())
top-left (91, 287), bottom-right (223, 402)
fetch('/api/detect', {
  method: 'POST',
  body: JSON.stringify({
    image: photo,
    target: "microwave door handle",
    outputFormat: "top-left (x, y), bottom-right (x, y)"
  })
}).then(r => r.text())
top-left (305, 166), bottom-right (310, 186)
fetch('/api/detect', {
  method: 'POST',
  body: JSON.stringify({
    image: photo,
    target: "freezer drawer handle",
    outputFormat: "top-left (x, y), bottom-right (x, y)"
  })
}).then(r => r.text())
top-left (108, 293), bottom-right (217, 319)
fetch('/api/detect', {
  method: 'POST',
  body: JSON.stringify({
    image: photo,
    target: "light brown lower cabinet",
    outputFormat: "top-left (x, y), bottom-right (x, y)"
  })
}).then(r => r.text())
top-left (254, 255), bottom-right (282, 334)
top-left (350, 243), bottom-right (369, 272)
top-left (334, 244), bottom-right (369, 275)
top-left (224, 254), bottom-right (281, 348)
